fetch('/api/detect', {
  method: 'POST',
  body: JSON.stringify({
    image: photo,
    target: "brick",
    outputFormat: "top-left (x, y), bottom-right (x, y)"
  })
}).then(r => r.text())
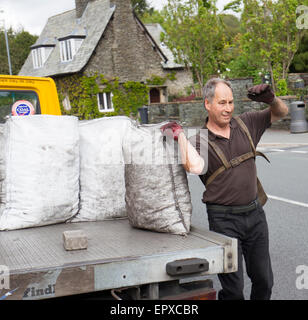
top-left (63, 230), bottom-right (88, 251)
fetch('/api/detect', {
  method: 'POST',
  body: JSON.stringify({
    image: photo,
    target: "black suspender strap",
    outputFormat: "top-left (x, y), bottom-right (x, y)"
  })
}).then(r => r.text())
top-left (205, 117), bottom-right (270, 188)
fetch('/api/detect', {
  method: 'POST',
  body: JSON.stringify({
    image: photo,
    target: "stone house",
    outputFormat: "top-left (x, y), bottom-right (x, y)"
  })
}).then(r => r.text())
top-left (19, 0), bottom-right (193, 114)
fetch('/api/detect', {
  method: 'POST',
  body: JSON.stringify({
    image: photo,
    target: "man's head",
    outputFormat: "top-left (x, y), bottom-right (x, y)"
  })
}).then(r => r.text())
top-left (203, 78), bottom-right (234, 128)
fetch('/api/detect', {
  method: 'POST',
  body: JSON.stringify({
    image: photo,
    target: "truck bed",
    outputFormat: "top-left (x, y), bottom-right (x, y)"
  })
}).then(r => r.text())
top-left (0, 218), bottom-right (237, 299)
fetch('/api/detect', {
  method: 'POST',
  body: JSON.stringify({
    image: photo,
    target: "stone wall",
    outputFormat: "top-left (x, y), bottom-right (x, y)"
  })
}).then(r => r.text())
top-left (85, 0), bottom-right (192, 92)
top-left (148, 100), bottom-right (207, 127)
top-left (289, 73), bottom-right (308, 86)
top-left (85, 0), bottom-right (149, 81)
top-left (148, 96), bottom-right (308, 129)
top-left (148, 77), bottom-right (308, 129)
top-left (228, 78), bottom-right (253, 99)
top-left (166, 69), bottom-right (194, 97)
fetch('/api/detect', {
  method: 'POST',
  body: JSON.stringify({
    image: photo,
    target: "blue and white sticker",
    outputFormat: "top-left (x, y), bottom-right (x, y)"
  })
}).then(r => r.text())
top-left (12, 100), bottom-right (35, 116)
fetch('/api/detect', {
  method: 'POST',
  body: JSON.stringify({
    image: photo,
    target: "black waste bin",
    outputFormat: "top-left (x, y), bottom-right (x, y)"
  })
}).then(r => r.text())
top-left (138, 106), bottom-right (148, 124)
top-left (290, 101), bottom-right (308, 133)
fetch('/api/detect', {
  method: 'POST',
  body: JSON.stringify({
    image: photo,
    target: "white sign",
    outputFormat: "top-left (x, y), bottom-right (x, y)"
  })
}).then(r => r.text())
top-left (11, 100), bottom-right (35, 116)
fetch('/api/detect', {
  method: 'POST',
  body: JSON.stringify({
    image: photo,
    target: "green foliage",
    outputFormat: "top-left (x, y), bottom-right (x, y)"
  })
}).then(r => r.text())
top-left (56, 74), bottom-right (149, 120)
top-left (145, 72), bottom-right (177, 85)
top-left (289, 31), bottom-right (308, 72)
top-left (140, 8), bottom-right (166, 25)
top-left (131, 0), bottom-right (153, 16)
top-left (223, 0), bottom-right (243, 13)
top-left (219, 14), bottom-right (241, 43)
top-left (223, 54), bottom-right (263, 83)
top-left (113, 81), bottom-right (149, 117)
top-left (146, 75), bottom-right (166, 86)
top-left (239, 0), bottom-right (304, 91)
top-left (0, 28), bottom-right (38, 75)
top-left (276, 79), bottom-right (288, 96)
top-left (161, 0), bottom-right (226, 89)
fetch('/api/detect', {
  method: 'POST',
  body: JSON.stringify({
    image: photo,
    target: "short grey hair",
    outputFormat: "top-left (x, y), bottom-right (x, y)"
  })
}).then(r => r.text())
top-left (203, 78), bottom-right (233, 103)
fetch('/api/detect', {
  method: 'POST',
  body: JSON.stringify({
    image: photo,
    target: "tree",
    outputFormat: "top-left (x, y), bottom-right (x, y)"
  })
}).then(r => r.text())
top-left (161, 0), bottom-right (226, 93)
top-left (239, 0), bottom-right (305, 92)
top-left (131, 0), bottom-right (153, 16)
top-left (0, 28), bottom-right (11, 75)
top-left (140, 8), bottom-right (166, 25)
top-left (289, 31), bottom-right (308, 72)
top-left (219, 13), bottom-right (241, 44)
top-left (0, 28), bottom-right (37, 75)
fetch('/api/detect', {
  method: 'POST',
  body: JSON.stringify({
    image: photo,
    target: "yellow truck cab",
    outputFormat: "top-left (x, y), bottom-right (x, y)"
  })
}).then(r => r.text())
top-left (0, 75), bottom-right (61, 122)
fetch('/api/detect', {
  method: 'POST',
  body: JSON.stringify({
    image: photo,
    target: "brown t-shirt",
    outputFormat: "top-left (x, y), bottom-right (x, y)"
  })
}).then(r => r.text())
top-left (189, 108), bottom-right (272, 206)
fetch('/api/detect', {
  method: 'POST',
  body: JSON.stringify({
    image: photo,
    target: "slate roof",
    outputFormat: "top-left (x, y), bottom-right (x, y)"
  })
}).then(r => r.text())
top-left (19, 1), bottom-right (182, 77)
top-left (144, 23), bottom-right (184, 69)
top-left (19, 0), bottom-right (115, 77)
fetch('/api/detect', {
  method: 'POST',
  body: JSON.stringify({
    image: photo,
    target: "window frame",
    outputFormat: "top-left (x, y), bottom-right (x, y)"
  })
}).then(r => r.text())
top-left (31, 45), bottom-right (54, 69)
top-left (0, 90), bottom-right (41, 122)
top-left (60, 39), bottom-right (74, 62)
top-left (32, 48), bottom-right (43, 69)
top-left (97, 92), bottom-right (114, 113)
top-left (59, 36), bottom-right (85, 63)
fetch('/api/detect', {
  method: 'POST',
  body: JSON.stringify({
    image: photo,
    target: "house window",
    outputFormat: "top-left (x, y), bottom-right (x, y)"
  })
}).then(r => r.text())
top-left (32, 48), bottom-right (43, 68)
top-left (97, 92), bottom-right (114, 112)
top-left (59, 37), bottom-right (85, 62)
top-left (31, 46), bottom-right (54, 69)
top-left (60, 40), bottom-right (73, 62)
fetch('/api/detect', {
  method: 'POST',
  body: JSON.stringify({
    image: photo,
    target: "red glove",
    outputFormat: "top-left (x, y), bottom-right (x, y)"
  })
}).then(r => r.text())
top-left (247, 84), bottom-right (275, 104)
top-left (160, 121), bottom-right (183, 141)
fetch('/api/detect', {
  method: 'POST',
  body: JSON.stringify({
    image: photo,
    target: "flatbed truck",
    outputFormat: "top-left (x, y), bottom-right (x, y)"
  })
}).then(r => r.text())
top-left (0, 75), bottom-right (237, 300)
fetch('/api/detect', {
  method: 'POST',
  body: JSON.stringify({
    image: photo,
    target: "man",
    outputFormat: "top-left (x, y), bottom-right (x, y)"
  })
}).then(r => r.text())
top-left (161, 78), bottom-right (288, 300)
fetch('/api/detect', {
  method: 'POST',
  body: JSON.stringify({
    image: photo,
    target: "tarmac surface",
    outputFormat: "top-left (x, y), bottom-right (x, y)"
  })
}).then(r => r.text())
top-left (258, 128), bottom-right (308, 148)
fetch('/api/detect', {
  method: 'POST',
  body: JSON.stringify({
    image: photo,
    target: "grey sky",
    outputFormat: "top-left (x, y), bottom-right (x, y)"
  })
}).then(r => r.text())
top-left (0, 0), bottom-right (231, 36)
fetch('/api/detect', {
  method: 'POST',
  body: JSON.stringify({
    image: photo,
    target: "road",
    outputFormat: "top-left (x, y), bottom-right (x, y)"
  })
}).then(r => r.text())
top-left (188, 144), bottom-right (308, 300)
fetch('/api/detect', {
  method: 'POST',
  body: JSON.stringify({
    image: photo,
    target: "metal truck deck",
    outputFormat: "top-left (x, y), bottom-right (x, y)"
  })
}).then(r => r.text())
top-left (0, 219), bottom-right (237, 299)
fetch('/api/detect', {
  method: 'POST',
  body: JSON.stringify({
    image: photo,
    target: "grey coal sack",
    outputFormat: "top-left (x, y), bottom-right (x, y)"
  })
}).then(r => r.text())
top-left (71, 116), bottom-right (131, 222)
top-left (0, 116), bottom-right (80, 230)
top-left (123, 122), bottom-right (192, 236)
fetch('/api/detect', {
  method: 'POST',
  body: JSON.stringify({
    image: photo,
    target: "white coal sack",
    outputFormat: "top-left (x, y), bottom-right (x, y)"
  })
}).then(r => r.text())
top-left (0, 115), bottom-right (80, 230)
top-left (71, 116), bottom-right (132, 222)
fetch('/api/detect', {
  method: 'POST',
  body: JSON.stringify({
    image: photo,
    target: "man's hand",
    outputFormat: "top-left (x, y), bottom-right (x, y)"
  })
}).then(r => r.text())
top-left (247, 84), bottom-right (275, 105)
top-left (160, 121), bottom-right (183, 141)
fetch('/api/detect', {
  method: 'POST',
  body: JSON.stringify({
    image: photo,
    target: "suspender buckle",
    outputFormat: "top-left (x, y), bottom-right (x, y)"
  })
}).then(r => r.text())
top-left (230, 157), bottom-right (241, 167)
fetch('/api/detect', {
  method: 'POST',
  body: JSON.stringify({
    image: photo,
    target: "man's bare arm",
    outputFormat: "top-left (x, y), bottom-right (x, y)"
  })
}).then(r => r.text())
top-left (269, 97), bottom-right (289, 123)
top-left (177, 132), bottom-right (205, 175)
top-left (160, 122), bottom-right (205, 175)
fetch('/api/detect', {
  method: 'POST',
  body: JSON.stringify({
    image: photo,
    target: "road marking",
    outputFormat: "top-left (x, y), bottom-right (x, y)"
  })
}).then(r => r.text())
top-left (268, 195), bottom-right (308, 208)
top-left (257, 148), bottom-right (308, 154)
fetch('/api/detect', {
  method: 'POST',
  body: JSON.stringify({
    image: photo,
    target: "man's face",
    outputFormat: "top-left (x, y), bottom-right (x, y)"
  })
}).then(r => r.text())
top-left (205, 83), bottom-right (234, 127)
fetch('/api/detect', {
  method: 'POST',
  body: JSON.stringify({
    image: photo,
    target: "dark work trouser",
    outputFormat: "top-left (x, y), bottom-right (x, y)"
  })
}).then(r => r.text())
top-left (207, 203), bottom-right (274, 300)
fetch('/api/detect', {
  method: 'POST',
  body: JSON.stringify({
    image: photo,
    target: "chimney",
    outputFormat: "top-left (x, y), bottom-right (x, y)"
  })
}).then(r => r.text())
top-left (110, 0), bottom-right (145, 82)
top-left (75, 0), bottom-right (96, 19)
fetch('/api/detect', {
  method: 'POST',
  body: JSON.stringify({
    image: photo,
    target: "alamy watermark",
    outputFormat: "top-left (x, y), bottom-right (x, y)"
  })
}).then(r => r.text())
top-left (296, 265), bottom-right (308, 290)
top-left (96, 127), bottom-right (209, 174)
top-left (296, 5), bottom-right (308, 29)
